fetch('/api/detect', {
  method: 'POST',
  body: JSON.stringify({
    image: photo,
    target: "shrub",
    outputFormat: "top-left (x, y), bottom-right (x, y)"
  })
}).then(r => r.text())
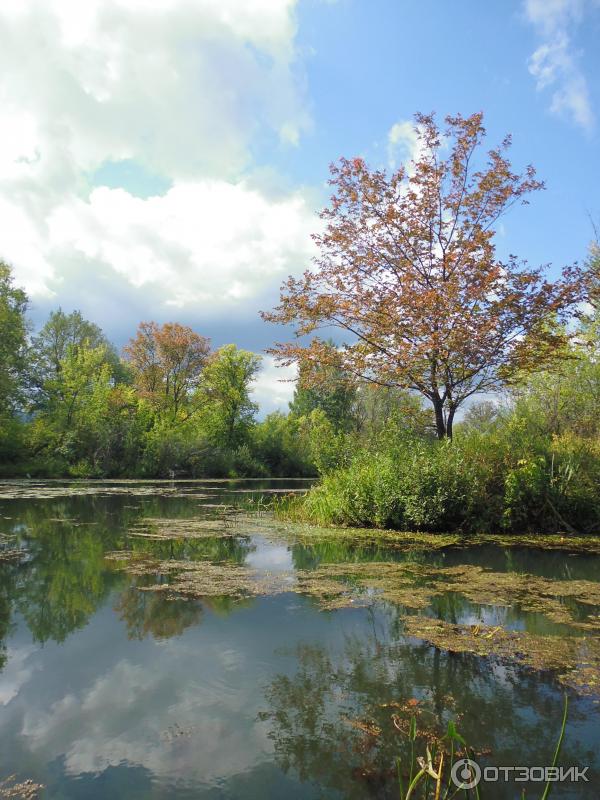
top-left (279, 427), bottom-right (600, 534)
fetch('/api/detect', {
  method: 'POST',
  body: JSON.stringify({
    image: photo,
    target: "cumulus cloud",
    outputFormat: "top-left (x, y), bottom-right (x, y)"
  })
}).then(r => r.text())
top-left (0, 0), bottom-right (308, 181)
top-left (0, 644), bottom-right (38, 707)
top-left (21, 651), bottom-right (271, 781)
top-left (524, 0), bottom-right (584, 34)
top-left (0, 0), bottom-right (316, 330)
top-left (44, 182), bottom-right (316, 309)
top-left (524, 0), bottom-right (597, 131)
top-left (387, 120), bottom-right (421, 171)
top-left (251, 356), bottom-right (297, 416)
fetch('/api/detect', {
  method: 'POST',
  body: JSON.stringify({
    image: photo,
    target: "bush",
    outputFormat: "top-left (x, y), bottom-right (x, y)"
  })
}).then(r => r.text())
top-left (503, 434), bottom-right (600, 534)
top-left (280, 426), bottom-right (600, 534)
top-left (251, 412), bottom-right (315, 477)
top-left (299, 440), bottom-right (484, 532)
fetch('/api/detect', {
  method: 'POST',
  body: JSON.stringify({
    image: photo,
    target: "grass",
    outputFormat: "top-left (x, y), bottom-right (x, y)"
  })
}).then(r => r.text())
top-left (397, 695), bottom-right (568, 799)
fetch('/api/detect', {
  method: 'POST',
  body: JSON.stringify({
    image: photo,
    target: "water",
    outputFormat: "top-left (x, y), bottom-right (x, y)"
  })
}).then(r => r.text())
top-left (0, 480), bottom-right (598, 799)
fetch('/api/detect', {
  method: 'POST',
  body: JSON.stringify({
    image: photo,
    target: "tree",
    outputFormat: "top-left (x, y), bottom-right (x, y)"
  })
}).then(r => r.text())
top-left (580, 240), bottom-right (600, 351)
top-left (263, 113), bottom-right (581, 439)
top-left (0, 261), bottom-right (28, 414)
top-left (584, 232), bottom-right (600, 311)
top-left (198, 344), bottom-right (261, 448)
top-left (28, 342), bottom-right (128, 469)
top-left (353, 384), bottom-right (431, 439)
top-left (123, 321), bottom-right (210, 418)
top-left (30, 309), bottom-right (122, 406)
top-left (252, 412), bottom-right (314, 476)
top-left (461, 400), bottom-right (500, 433)
top-left (289, 345), bottom-right (357, 432)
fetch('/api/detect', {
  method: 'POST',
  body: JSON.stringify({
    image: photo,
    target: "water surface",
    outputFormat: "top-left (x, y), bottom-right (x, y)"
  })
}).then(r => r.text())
top-left (0, 480), bottom-right (598, 799)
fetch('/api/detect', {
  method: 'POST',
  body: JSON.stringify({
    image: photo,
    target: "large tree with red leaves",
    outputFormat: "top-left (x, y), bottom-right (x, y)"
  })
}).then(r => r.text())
top-left (263, 112), bottom-right (581, 438)
top-left (124, 321), bottom-right (210, 418)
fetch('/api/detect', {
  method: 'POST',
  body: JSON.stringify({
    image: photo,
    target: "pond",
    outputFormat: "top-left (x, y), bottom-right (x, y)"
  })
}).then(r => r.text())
top-left (0, 479), bottom-right (598, 799)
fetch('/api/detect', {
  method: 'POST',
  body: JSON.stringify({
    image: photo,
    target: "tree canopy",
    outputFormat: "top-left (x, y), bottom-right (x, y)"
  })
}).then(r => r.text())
top-left (124, 321), bottom-right (211, 419)
top-left (0, 260), bottom-right (28, 414)
top-left (263, 112), bottom-right (582, 438)
top-left (198, 344), bottom-right (262, 448)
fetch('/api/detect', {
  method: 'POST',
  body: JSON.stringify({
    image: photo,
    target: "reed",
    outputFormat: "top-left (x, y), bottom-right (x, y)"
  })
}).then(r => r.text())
top-left (397, 695), bottom-right (568, 800)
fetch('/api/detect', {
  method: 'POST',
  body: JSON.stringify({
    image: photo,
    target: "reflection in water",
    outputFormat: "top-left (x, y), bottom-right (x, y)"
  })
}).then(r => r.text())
top-left (115, 589), bottom-right (203, 641)
top-left (263, 613), bottom-right (598, 799)
top-left (0, 587), bottom-right (10, 672)
top-left (0, 489), bottom-right (259, 650)
top-left (0, 480), bottom-right (598, 799)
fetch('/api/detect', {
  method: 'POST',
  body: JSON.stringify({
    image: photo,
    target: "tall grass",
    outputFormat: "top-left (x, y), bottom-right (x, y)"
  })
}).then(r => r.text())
top-left (397, 695), bottom-right (568, 799)
top-left (274, 430), bottom-right (600, 534)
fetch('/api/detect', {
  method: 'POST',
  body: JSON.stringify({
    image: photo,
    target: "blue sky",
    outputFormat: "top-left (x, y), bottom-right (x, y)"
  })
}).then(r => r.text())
top-left (277, 0), bottom-right (600, 269)
top-left (0, 0), bottom-right (599, 410)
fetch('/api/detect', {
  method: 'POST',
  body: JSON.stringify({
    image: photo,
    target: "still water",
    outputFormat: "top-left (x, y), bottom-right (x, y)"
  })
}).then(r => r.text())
top-left (0, 480), bottom-right (598, 799)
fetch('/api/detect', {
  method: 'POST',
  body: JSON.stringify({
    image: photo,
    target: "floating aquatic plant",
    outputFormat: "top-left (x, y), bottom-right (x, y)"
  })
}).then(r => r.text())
top-left (0, 775), bottom-right (44, 800)
top-left (402, 616), bottom-right (600, 696)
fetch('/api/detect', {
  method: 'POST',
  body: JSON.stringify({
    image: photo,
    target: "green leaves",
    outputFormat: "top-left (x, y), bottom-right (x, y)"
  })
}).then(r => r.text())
top-left (0, 261), bottom-right (28, 415)
top-left (195, 344), bottom-right (262, 450)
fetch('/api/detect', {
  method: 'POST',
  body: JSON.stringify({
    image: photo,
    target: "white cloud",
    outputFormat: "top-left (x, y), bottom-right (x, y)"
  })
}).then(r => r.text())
top-left (0, 0), bottom-right (316, 318)
top-left (524, 0), bottom-right (597, 131)
top-left (524, 0), bottom-right (585, 33)
top-left (0, 644), bottom-right (38, 706)
top-left (387, 121), bottom-right (421, 171)
top-left (43, 181), bottom-right (316, 309)
top-left (251, 356), bottom-right (298, 416)
top-left (0, 0), bottom-right (307, 181)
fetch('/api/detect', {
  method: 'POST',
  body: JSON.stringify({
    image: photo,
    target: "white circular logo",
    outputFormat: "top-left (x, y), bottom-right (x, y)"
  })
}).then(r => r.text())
top-left (451, 758), bottom-right (482, 789)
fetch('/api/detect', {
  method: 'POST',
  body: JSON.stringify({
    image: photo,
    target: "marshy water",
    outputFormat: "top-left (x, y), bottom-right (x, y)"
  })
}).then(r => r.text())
top-left (0, 479), bottom-right (599, 799)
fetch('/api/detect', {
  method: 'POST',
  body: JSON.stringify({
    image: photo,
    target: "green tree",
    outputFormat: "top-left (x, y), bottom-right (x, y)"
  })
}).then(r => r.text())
top-left (30, 309), bottom-right (123, 408)
top-left (585, 240), bottom-right (600, 312)
top-left (461, 400), bottom-right (500, 433)
top-left (29, 342), bottom-right (143, 475)
top-left (198, 345), bottom-right (262, 448)
top-left (297, 409), bottom-right (350, 475)
top-left (0, 262), bottom-right (29, 470)
top-left (353, 384), bottom-right (431, 441)
top-left (252, 412), bottom-right (314, 476)
top-left (0, 261), bottom-right (28, 414)
top-left (289, 350), bottom-right (357, 433)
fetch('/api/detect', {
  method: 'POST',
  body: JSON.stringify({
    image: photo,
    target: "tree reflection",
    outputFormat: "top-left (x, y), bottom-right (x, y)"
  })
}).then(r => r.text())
top-left (115, 587), bottom-right (202, 640)
top-left (261, 608), bottom-right (594, 799)
top-left (14, 510), bottom-right (124, 644)
top-left (0, 490), bottom-right (263, 663)
top-left (0, 571), bottom-right (14, 670)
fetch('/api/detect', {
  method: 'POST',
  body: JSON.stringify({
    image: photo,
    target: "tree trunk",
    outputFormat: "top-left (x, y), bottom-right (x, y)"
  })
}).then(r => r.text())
top-left (432, 397), bottom-right (447, 439)
top-left (446, 406), bottom-right (456, 440)
top-left (432, 398), bottom-right (456, 440)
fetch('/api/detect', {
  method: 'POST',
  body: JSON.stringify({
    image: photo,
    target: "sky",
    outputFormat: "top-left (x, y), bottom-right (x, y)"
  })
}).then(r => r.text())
top-left (1, 0), bottom-right (599, 413)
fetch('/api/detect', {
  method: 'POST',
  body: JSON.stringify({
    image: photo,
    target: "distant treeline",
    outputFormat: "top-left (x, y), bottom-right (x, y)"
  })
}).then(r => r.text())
top-left (0, 261), bottom-right (313, 477)
top-left (3, 249), bottom-right (600, 532)
top-left (0, 260), bottom-right (427, 480)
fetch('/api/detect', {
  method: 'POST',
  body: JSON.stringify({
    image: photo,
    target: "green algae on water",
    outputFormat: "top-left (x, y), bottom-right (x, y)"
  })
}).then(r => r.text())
top-left (401, 615), bottom-right (600, 697)
top-left (0, 775), bottom-right (44, 800)
top-left (483, 533), bottom-right (600, 555)
top-left (128, 516), bottom-right (243, 541)
top-left (106, 551), bottom-right (297, 599)
top-left (106, 546), bottom-right (600, 630)
top-left (297, 561), bottom-right (600, 629)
